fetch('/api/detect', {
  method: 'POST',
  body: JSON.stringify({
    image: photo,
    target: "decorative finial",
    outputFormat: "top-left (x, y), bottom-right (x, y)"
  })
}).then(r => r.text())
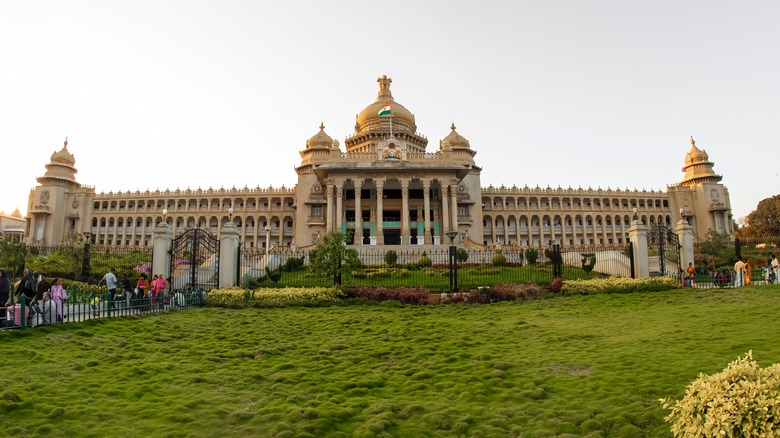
top-left (319, 122), bottom-right (325, 130)
top-left (377, 75), bottom-right (393, 99)
top-left (64, 137), bottom-right (68, 147)
top-left (451, 122), bottom-right (456, 131)
top-left (690, 135), bottom-right (695, 147)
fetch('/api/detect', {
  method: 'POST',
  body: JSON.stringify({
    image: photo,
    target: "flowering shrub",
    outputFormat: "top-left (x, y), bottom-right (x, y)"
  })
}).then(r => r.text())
top-left (660, 351), bottom-right (780, 437)
top-left (206, 286), bottom-right (344, 308)
top-left (418, 252), bottom-right (433, 268)
top-left (550, 277), bottom-right (564, 293)
top-left (134, 262), bottom-right (151, 274)
top-left (344, 286), bottom-right (430, 305)
top-left (561, 276), bottom-right (677, 295)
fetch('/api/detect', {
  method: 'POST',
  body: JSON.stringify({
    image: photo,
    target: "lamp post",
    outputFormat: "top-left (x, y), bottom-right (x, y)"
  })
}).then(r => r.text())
top-left (446, 231), bottom-right (459, 293)
top-left (228, 207), bottom-right (234, 223)
top-left (265, 225), bottom-right (271, 254)
top-left (162, 208), bottom-right (168, 225)
top-left (632, 207), bottom-right (639, 222)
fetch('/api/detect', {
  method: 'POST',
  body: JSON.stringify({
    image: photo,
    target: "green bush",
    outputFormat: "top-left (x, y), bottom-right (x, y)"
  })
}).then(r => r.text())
top-left (283, 257), bottom-right (305, 271)
top-left (418, 251), bottom-right (432, 268)
top-left (492, 250), bottom-right (507, 267)
top-left (660, 351), bottom-right (780, 437)
top-left (561, 276), bottom-right (677, 295)
top-left (456, 248), bottom-right (469, 263)
top-left (206, 286), bottom-right (344, 308)
top-left (240, 273), bottom-right (261, 289)
top-left (384, 250), bottom-right (398, 265)
top-left (526, 248), bottom-right (539, 264)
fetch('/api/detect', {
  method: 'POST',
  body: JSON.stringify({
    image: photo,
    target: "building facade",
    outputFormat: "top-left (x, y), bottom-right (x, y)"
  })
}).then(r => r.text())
top-left (25, 76), bottom-right (733, 249)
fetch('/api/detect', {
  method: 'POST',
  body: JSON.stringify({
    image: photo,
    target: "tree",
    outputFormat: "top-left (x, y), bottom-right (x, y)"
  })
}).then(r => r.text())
top-left (309, 232), bottom-right (361, 286)
top-left (0, 236), bottom-right (26, 276)
top-left (697, 229), bottom-right (734, 268)
top-left (738, 195), bottom-right (780, 239)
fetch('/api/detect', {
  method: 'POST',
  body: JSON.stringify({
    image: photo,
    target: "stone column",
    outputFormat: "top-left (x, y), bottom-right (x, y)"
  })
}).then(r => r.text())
top-left (675, 217), bottom-right (694, 274)
top-left (450, 182), bottom-right (458, 235)
top-left (628, 217), bottom-right (649, 278)
top-left (422, 179), bottom-right (431, 245)
top-left (441, 184), bottom-right (450, 236)
top-left (325, 183), bottom-right (334, 234)
top-left (401, 178), bottom-right (410, 245)
top-left (354, 179), bottom-right (363, 245)
top-left (218, 222), bottom-right (240, 288)
top-left (376, 179), bottom-right (384, 245)
top-left (335, 183), bottom-right (344, 235)
top-left (152, 222), bottom-right (173, 283)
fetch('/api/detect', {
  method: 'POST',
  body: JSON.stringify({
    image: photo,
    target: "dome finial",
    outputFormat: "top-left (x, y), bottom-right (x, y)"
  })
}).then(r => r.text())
top-left (377, 75), bottom-right (393, 99)
top-left (451, 122), bottom-right (456, 131)
top-left (319, 122), bottom-right (325, 131)
top-left (64, 136), bottom-right (68, 147)
top-left (690, 135), bottom-right (695, 147)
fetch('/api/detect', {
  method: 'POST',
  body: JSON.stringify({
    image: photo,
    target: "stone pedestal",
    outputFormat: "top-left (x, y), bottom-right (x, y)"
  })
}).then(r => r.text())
top-left (675, 219), bottom-right (694, 273)
top-left (219, 223), bottom-right (241, 289)
top-left (369, 236), bottom-right (377, 246)
top-left (152, 223), bottom-right (173, 281)
top-left (628, 219), bottom-right (649, 278)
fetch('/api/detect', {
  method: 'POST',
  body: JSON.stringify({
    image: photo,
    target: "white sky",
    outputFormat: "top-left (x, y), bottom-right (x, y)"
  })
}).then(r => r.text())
top-left (1, 0), bottom-right (778, 222)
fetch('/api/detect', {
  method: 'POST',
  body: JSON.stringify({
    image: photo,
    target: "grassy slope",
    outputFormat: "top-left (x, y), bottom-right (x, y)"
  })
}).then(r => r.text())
top-left (1, 286), bottom-right (779, 437)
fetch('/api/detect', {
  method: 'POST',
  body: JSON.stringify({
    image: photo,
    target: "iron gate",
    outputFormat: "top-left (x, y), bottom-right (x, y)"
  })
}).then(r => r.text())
top-left (169, 228), bottom-right (220, 304)
top-left (647, 224), bottom-right (681, 279)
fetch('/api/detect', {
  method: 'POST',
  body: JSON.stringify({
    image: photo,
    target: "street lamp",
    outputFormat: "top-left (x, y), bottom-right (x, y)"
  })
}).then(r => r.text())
top-left (228, 207), bottom-right (234, 222)
top-left (446, 231), bottom-right (459, 293)
top-left (265, 225), bottom-right (271, 254)
top-left (632, 207), bottom-right (638, 222)
top-left (162, 208), bottom-right (168, 225)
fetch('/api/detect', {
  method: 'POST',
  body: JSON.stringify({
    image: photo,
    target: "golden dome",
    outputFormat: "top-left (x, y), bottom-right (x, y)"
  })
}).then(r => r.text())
top-left (50, 137), bottom-right (76, 165)
top-left (356, 76), bottom-right (416, 125)
top-left (441, 123), bottom-right (470, 149)
top-left (684, 136), bottom-right (709, 165)
top-left (306, 123), bottom-right (334, 149)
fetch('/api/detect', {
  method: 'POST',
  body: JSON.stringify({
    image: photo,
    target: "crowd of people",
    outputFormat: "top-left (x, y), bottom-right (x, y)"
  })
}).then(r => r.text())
top-left (683, 253), bottom-right (780, 288)
top-left (1, 268), bottom-right (169, 329)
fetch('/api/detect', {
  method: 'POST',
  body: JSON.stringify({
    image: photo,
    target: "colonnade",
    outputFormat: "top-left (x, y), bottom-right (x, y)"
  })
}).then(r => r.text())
top-left (322, 177), bottom-right (461, 245)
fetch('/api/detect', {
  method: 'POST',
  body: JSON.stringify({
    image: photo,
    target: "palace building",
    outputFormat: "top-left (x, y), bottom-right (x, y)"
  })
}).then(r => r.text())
top-left (25, 76), bottom-right (733, 249)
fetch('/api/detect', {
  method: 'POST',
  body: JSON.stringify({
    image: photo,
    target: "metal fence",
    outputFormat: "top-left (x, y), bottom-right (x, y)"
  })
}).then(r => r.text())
top-left (23, 244), bottom-right (153, 284)
top-left (239, 244), bottom-right (632, 292)
top-left (1, 284), bottom-right (206, 330)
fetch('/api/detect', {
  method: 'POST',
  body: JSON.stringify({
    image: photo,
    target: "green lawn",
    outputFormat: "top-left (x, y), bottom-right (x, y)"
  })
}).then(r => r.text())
top-left (2, 286), bottom-right (779, 437)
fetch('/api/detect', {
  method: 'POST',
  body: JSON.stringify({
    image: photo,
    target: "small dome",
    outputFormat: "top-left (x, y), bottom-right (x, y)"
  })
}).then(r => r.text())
top-left (306, 123), bottom-right (334, 149)
top-left (10, 207), bottom-right (22, 218)
top-left (441, 123), bottom-right (470, 149)
top-left (356, 76), bottom-right (415, 125)
top-left (684, 136), bottom-right (709, 165)
top-left (50, 137), bottom-right (76, 165)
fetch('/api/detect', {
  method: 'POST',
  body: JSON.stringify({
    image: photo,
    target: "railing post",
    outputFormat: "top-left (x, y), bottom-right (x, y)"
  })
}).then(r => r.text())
top-left (20, 295), bottom-right (26, 329)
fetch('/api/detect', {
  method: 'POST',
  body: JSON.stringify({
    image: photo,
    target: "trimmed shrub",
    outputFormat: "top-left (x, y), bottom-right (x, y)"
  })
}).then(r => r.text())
top-left (384, 250), bottom-right (398, 265)
top-left (660, 351), bottom-right (780, 437)
top-left (345, 286), bottom-right (429, 305)
top-left (526, 248), bottom-right (539, 264)
top-left (492, 250), bottom-right (507, 267)
top-left (206, 286), bottom-right (344, 308)
top-left (561, 276), bottom-right (677, 295)
top-left (456, 248), bottom-right (469, 263)
top-left (550, 277), bottom-right (563, 293)
top-left (418, 251), bottom-right (433, 268)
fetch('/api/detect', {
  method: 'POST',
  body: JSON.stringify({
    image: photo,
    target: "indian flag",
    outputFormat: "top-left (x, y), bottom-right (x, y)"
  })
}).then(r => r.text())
top-left (378, 102), bottom-right (392, 117)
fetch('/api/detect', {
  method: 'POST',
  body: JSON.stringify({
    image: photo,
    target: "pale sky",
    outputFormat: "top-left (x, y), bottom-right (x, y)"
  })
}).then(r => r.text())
top-left (1, 0), bottom-right (778, 222)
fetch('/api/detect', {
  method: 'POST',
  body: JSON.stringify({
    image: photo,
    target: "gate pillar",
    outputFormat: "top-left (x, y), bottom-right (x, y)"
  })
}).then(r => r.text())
top-left (628, 217), bottom-right (650, 278)
top-left (153, 223), bottom-right (173, 281)
top-left (219, 223), bottom-right (240, 289)
top-left (675, 216), bottom-right (694, 273)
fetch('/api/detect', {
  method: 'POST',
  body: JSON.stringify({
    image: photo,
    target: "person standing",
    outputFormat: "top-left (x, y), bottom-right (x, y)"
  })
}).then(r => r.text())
top-left (17, 269), bottom-right (37, 304)
top-left (149, 274), bottom-right (159, 310)
top-left (772, 254), bottom-right (780, 285)
top-left (734, 258), bottom-right (745, 287)
top-left (744, 259), bottom-right (752, 286)
top-left (136, 274), bottom-right (149, 311)
top-left (99, 268), bottom-right (119, 304)
top-left (37, 274), bottom-right (51, 301)
top-left (686, 263), bottom-right (696, 288)
top-left (50, 278), bottom-right (68, 322)
top-left (0, 269), bottom-right (10, 321)
top-left (155, 274), bottom-right (167, 309)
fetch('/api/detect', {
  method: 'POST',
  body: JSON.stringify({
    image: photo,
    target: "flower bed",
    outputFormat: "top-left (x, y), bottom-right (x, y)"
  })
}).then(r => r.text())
top-left (561, 276), bottom-right (678, 295)
top-left (206, 286), bottom-right (344, 308)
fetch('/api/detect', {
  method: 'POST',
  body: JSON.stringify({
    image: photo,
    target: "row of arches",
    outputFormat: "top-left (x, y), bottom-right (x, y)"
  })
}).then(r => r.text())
top-left (481, 214), bottom-right (672, 246)
top-left (89, 214), bottom-right (296, 249)
top-left (482, 195), bottom-right (670, 211)
top-left (92, 196), bottom-right (297, 214)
